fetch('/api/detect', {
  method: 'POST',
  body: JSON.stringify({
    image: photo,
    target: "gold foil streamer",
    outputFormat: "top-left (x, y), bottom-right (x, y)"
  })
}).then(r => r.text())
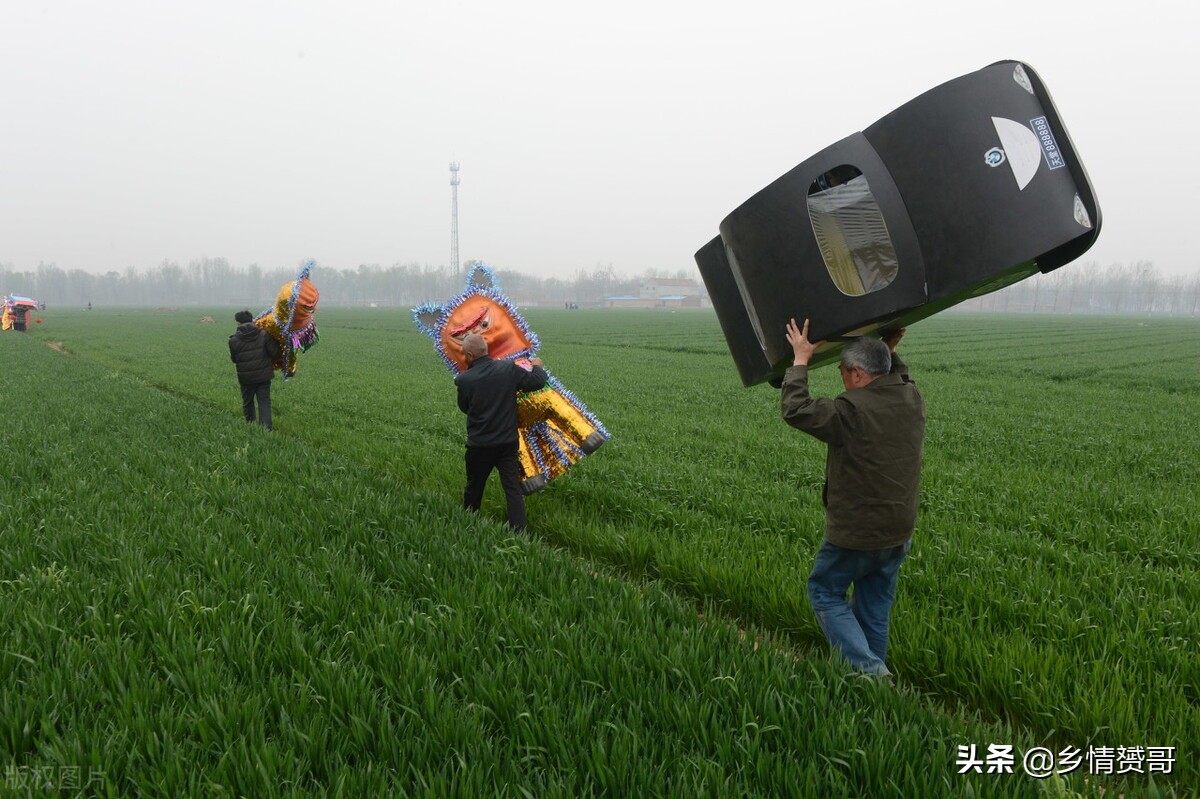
top-left (254, 313), bottom-right (295, 375)
top-left (516, 387), bottom-right (603, 483)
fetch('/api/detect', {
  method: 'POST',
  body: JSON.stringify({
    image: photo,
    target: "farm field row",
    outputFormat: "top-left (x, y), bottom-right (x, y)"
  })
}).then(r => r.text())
top-left (3, 307), bottom-right (1196, 796)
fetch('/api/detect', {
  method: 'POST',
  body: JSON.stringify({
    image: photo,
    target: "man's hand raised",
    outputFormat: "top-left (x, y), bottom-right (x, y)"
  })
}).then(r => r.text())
top-left (785, 318), bottom-right (821, 366)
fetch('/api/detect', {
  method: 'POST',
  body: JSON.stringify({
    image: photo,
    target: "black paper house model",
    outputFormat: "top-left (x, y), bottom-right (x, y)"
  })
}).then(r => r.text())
top-left (695, 60), bottom-right (1101, 386)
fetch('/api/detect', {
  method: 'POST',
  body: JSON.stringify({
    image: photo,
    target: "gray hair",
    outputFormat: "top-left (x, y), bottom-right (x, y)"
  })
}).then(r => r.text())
top-left (461, 333), bottom-right (489, 359)
top-left (841, 337), bottom-right (891, 376)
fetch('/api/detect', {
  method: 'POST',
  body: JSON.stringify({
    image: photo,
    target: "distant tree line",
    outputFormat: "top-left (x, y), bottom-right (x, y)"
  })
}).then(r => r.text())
top-left (2, 257), bottom-right (1198, 315)
top-left (954, 261), bottom-right (1200, 316)
top-left (0, 259), bottom-right (693, 309)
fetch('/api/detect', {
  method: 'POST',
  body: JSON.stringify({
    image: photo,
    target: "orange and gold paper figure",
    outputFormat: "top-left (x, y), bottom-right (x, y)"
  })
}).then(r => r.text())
top-left (2, 295), bottom-right (39, 332)
top-left (414, 264), bottom-right (609, 494)
top-left (255, 260), bottom-right (320, 380)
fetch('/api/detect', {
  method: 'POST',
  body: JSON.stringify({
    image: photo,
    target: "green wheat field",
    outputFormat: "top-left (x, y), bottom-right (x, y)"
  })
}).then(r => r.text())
top-left (2, 307), bottom-right (1197, 798)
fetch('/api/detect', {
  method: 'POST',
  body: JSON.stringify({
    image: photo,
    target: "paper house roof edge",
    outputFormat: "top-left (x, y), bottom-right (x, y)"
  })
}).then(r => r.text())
top-left (992, 60), bottom-right (1103, 270)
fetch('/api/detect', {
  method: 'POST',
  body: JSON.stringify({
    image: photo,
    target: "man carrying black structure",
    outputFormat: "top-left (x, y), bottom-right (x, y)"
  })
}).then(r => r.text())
top-left (455, 332), bottom-right (547, 530)
top-left (228, 310), bottom-right (282, 431)
top-left (782, 318), bottom-right (926, 678)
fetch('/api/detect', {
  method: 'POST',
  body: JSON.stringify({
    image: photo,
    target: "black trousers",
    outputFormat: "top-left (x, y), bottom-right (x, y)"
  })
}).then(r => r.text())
top-left (240, 381), bottom-right (272, 430)
top-left (463, 441), bottom-right (526, 530)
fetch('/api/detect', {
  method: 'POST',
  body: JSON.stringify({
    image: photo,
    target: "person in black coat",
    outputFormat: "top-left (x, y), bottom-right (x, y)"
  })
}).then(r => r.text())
top-left (455, 333), bottom-right (548, 530)
top-left (228, 310), bottom-right (282, 430)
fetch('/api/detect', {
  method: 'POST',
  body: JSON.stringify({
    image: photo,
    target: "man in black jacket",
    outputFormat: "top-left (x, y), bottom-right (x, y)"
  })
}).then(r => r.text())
top-left (455, 333), bottom-right (548, 530)
top-left (228, 310), bottom-right (282, 430)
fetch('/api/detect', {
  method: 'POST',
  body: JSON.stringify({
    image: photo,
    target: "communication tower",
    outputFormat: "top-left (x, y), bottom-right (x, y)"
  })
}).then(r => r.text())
top-left (449, 162), bottom-right (461, 279)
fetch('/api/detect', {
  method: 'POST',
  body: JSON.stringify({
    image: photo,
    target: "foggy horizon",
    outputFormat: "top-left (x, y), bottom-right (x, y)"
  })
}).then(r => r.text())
top-left (3, 1), bottom-right (1198, 281)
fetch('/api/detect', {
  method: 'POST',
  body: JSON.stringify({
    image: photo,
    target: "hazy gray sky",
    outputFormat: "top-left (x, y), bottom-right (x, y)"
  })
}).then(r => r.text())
top-left (2, 1), bottom-right (1196, 280)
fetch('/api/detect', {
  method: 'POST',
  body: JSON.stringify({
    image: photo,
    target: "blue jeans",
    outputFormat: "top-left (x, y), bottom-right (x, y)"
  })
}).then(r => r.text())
top-left (807, 539), bottom-right (911, 676)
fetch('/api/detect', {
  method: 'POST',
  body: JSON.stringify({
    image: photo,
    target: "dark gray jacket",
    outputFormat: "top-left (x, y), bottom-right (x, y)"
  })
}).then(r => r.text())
top-left (781, 353), bottom-right (926, 550)
top-left (229, 323), bottom-right (281, 385)
top-left (455, 356), bottom-right (548, 448)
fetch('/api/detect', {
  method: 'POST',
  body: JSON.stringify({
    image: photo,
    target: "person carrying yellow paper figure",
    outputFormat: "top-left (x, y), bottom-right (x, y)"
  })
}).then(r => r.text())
top-left (455, 332), bottom-right (548, 529)
top-left (414, 263), bottom-right (609, 495)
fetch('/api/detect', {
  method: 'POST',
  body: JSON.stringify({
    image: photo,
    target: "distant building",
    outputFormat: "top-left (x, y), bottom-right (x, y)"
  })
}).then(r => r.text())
top-left (603, 295), bottom-right (656, 308)
top-left (605, 278), bottom-right (709, 309)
